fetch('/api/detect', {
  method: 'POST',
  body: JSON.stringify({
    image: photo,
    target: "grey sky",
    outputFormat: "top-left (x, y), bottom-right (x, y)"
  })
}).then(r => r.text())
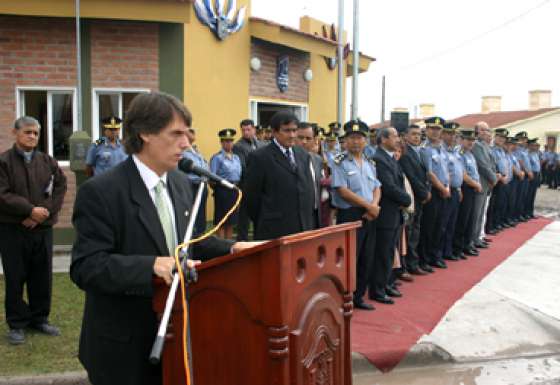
top-left (252, 0), bottom-right (559, 124)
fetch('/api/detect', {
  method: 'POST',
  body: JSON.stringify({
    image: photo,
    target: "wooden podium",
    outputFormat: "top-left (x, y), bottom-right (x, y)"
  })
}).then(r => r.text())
top-left (152, 222), bottom-right (360, 385)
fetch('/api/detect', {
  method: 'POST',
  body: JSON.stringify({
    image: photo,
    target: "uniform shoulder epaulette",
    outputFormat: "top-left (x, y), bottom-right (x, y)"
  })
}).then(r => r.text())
top-left (95, 137), bottom-right (106, 146)
top-left (460, 149), bottom-right (465, 155)
top-left (333, 152), bottom-right (347, 165)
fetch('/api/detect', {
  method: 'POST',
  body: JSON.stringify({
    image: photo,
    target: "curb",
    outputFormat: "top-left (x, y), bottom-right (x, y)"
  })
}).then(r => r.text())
top-left (0, 372), bottom-right (89, 385)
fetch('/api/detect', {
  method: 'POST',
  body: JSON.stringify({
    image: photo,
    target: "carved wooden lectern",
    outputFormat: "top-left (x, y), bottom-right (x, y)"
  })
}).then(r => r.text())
top-left (152, 222), bottom-right (359, 385)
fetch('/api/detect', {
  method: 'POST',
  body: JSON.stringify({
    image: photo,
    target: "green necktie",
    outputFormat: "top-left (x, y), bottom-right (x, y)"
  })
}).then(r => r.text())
top-left (154, 179), bottom-right (176, 256)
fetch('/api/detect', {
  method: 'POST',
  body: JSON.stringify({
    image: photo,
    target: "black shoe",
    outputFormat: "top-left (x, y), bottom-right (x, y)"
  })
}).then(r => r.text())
top-left (443, 255), bottom-right (459, 261)
top-left (475, 241), bottom-right (489, 249)
top-left (31, 323), bottom-right (61, 336)
top-left (495, 224), bottom-right (504, 231)
top-left (458, 253), bottom-right (468, 260)
top-left (430, 260), bottom-right (447, 269)
top-left (371, 295), bottom-right (394, 305)
top-left (353, 300), bottom-right (375, 311)
top-left (386, 286), bottom-right (402, 298)
top-left (393, 281), bottom-right (403, 287)
top-left (409, 267), bottom-right (428, 276)
top-left (464, 248), bottom-right (479, 256)
top-left (419, 264), bottom-right (434, 273)
top-left (7, 329), bottom-right (25, 345)
top-left (502, 223), bottom-right (512, 228)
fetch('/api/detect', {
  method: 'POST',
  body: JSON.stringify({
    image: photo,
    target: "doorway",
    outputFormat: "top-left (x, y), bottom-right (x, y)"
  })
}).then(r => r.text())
top-left (250, 100), bottom-right (308, 128)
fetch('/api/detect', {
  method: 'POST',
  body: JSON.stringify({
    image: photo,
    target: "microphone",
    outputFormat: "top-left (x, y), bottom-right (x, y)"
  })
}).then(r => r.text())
top-left (178, 158), bottom-right (237, 190)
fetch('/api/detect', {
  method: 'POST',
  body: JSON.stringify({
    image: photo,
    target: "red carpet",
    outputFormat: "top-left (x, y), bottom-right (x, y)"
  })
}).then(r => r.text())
top-left (350, 217), bottom-right (552, 372)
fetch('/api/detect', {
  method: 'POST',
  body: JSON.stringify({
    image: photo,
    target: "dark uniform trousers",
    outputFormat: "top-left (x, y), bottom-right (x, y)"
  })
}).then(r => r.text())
top-left (526, 172), bottom-right (540, 217)
top-left (488, 183), bottom-right (505, 231)
top-left (419, 187), bottom-right (445, 265)
top-left (453, 185), bottom-right (476, 255)
top-left (440, 188), bottom-right (460, 259)
top-left (336, 208), bottom-right (376, 303)
top-left (191, 182), bottom-right (208, 236)
top-left (404, 200), bottom-right (423, 271)
top-left (0, 224), bottom-right (53, 329)
top-left (507, 178), bottom-right (520, 222)
top-left (370, 225), bottom-right (399, 298)
top-left (515, 177), bottom-right (529, 219)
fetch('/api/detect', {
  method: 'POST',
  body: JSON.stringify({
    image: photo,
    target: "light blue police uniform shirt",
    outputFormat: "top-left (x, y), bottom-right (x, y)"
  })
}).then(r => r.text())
top-left (210, 150), bottom-right (242, 183)
top-left (364, 144), bottom-right (377, 158)
top-left (181, 147), bottom-right (209, 184)
top-left (444, 145), bottom-right (464, 188)
top-left (508, 152), bottom-right (521, 175)
top-left (460, 149), bottom-right (480, 183)
top-left (85, 138), bottom-right (128, 176)
top-left (420, 142), bottom-right (450, 186)
top-left (514, 147), bottom-right (531, 173)
top-left (492, 146), bottom-right (509, 177)
top-left (330, 152), bottom-right (381, 209)
top-left (528, 151), bottom-right (541, 173)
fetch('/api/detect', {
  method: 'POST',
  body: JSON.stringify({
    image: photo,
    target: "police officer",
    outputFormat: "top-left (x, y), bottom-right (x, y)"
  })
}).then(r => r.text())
top-left (364, 128), bottom-right (377, 158)
top-left (507, 137), bottom-right (525, 224)
top-left (452, 128), bottom-right (481, 259)
top-left (489, 128), bottom-right (511, 232)
top-left (513, 132), bottom-right (532, 221)
top-left (85, 116), bottom-right (127, 177)
top-left (330, 119), bottom-right (381, 311)
top-left (323, 127), bottom-right (340, 166)
top-left (527, 138), bottom-right (541, 218)
top-left (440, 122), bottom-right (464, 262)
top-left (210, 128), bottom-right (242, 240)
top-left (181, 127), bottom-right (210, 236)
top-left (419, 117), bottom-right (450, 270)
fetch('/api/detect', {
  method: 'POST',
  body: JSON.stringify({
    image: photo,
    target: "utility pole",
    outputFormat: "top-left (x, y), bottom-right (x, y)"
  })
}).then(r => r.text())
top-left (75, 0), bottom-right (82, 130)
top-left (337, 0), bottom-right (344, 127)
top-left (351, 0), bottom-right (359, 120)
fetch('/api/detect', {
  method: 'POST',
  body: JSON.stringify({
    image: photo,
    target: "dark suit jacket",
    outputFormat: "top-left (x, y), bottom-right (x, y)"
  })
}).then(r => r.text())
top-left (310, 151), bottom-right (323, 226)
top-left (232, 137), bottom-right (265, 170)
top-left (399, 144), bottom-right (430, 202)
top-left (70, 157), bottom-right (233, 385)
top-left (373, 148), bottom-right (412, 229)
top-left (243, 142), bottom-right (315, 240)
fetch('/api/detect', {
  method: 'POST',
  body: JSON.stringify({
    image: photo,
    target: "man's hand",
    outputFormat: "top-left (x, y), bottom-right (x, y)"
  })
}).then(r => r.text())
top-left (422, 191), bottom-right (432, 204)
top-left (232, 241), bottom-right (265, 254)
top-left (30, 207), bottom-right (50, 223)
top-left (528, 171), bottom-right (534, 181)
top-left (474, 182), bottom-right (483, 193)
top-left (153, 257), bottom-right (202, 285)
top-left (365, 204), bottom-right (380, 220)
top-left (440, 186), bottom-right (451, 199)
top-left (21, 218), bottom-right (38, 229)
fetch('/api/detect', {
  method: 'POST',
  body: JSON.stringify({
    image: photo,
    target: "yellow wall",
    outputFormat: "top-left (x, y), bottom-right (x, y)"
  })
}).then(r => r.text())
top-left (0, 0), bottom-right (190, 23)
top-left (308, 53), bottom-right (345, 128)
top-left (506, 111), bottom-right (560, 150)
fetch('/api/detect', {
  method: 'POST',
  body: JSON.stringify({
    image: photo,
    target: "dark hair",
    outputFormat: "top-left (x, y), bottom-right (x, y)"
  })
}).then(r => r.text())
top-left (376, 126), bottom-right (392, 145)
top-left (240, 119), bottom-right (254, 128)
top-left (124, 92), bottom-right (192, 154)
top-left (270, 111), bottom-right (299, 131)
top-left (14, 116), bottom-right (41, 130)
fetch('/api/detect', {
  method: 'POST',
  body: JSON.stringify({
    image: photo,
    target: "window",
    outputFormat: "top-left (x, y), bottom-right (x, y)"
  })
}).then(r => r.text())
top-left (17, 87), bottom-right (77, 163)
top-left (92, 89), bottom-right (149, 140)
top-left (249, 100), bottom-right (309, 128)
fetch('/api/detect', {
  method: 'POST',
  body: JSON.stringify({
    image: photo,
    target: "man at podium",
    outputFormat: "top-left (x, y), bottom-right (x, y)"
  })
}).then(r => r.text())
top-left (70, 92), bottom-right (257, 385)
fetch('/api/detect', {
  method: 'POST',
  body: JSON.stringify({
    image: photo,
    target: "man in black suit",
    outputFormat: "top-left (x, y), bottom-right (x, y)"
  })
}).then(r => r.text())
top-left (243, 111), bottom-right (316, 240)
top-left (70, 92), bottom-right (257, 385)
top-left (370, 127), bottom-right (412, 304)
top-left (398, 125), bottom-right (431, 275)
top-left (233, 119), bottom-right (265, 240)
top-left (296, 121), bottom-right (323, 228)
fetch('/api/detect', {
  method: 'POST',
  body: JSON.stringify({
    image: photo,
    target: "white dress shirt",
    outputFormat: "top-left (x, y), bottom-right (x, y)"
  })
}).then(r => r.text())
top-left (133, 155), bottom-right (178, 249)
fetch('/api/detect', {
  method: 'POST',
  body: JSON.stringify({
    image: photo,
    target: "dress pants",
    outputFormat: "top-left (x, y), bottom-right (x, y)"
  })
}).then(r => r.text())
top-left (453, 185), bottom-right (476, 254)
top-left (515, 177), bottom-right (529, 219)
top-left (501, 182), bottom-right (511, 223)
top-left (488, 183), bottom-right (506, 230)
top-left (336, 208), bottom-right (376, 303)
top-left (236, 197), bottom-right (251, 241)
top-left (405, 200), bottom-right (423, 271)
top-left (441, 188), bottom-right (460, 258)
top-left (370, 225), bottom-right (399, 298)
top-left (0, 224), bottom-right (53, 329)
top-left (471, 188), bottom-right (489, 245)
top-left (526, 172), bottom-right (540, 216)
top-left (419, 188), bottom-right (445, 265)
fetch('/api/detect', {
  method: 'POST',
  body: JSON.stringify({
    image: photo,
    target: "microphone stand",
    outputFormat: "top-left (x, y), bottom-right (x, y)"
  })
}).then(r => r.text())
top-left (150, 178), bottom-right (207, 365)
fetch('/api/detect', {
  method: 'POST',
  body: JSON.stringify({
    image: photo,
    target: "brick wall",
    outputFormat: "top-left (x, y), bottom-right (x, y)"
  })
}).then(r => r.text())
top-left (249, 39), bottom-right (310, 103)
top-left (90, 20), bottom-right (159, 89)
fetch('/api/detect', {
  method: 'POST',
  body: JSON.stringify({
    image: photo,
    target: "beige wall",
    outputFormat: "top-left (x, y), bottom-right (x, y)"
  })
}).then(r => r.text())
top-left (506, 110), bottom-right (560, 151)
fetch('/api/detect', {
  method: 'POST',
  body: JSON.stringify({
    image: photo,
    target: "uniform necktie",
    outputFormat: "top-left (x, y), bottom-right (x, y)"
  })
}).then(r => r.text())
top-left (154, 179), bottom-right (176, 256)
top-left (284, 148), bottom-right (297, 171)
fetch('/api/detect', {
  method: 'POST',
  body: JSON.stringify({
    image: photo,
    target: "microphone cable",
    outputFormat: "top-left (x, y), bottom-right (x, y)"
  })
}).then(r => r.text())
top-left (172, 186), bottom-right (243, 384)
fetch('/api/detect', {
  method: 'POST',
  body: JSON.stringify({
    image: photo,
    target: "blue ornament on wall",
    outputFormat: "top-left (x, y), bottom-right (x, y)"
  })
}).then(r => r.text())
top-left (277, 55), bottom-right (289, 93)
top-left (194, 0), bottom-right (247, 40)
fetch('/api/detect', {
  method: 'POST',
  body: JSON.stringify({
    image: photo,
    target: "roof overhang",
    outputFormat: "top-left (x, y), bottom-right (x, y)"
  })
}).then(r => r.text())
top-left (250, 17), bottom-right (374, 74)
top-left (0, 0), bottom-right (191, 24)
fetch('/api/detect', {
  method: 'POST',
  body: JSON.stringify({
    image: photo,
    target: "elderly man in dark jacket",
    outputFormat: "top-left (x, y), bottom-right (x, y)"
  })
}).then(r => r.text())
top-left (0, 116), bottom-right (67, 345)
